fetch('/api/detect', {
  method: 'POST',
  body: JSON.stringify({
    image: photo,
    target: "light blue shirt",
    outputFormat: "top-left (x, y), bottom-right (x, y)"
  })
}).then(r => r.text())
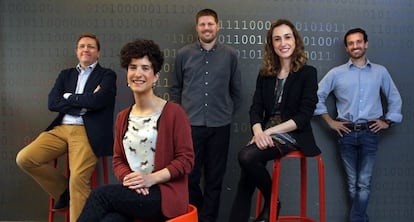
top-left (61, 62), bottom-right (97, 125)
top-left (314, 59), bottom-right (402, 123)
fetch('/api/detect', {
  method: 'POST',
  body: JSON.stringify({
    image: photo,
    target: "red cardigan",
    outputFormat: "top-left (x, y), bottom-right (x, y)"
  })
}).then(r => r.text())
top-left (112, 102), bottom-right (194, 218)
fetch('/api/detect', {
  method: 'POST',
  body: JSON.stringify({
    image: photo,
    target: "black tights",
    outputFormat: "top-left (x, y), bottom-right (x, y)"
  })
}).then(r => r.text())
top-left (228, 142), bottom-right (296, 222)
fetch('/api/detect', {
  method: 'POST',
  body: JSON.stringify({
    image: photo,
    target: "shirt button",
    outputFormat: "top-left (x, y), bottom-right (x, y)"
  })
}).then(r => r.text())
top-left (204, 103), bottom-right (208, 106)
top-left (205, 82), bottom-right (208, 85)
top-left (205, 93), bottom-right (208, 96)
top-left (206, 61), bottom-right (209, 64)
top-left (205, 71), bottom-right (209, 75)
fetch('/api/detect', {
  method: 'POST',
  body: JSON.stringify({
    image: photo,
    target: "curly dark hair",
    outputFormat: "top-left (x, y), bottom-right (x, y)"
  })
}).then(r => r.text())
top-left (119, 39), bottom-right (164, 73)
top-left (260, 19), bottom-right (307, 76)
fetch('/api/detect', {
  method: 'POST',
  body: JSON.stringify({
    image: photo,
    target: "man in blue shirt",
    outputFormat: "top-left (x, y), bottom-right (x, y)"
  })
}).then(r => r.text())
top-left (314, 28), bottom-right (402, 222)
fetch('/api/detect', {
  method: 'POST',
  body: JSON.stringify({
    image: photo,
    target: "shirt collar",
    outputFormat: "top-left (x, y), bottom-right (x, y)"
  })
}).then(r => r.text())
top-left (347, 58), bottom-right (372, 69)
top-left (76, 61), bottom-right (98, 73)
top-left (196, 39), bottom-right (218, 52)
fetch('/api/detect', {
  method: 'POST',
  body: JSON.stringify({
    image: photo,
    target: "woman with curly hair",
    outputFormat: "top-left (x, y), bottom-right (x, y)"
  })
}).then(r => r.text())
top-left (228, 19), bottom-right (321, 222)
top-left (78, 39), bottom-right (194, 222)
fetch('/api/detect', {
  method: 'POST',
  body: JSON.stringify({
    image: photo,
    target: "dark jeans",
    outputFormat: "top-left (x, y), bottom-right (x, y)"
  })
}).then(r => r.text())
top-left (189, 125), bottom-right (231, 222)
top-left (229, 141), bottom-right (296, 222)
top-left (338, 130), bottom-right (379, 222)
top-left (77, 184), bottom-right (165, 222)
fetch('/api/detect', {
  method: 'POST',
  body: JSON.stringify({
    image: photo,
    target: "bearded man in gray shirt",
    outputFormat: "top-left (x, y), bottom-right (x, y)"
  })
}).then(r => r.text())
top-left (170, 8), bottom-right (242, 222)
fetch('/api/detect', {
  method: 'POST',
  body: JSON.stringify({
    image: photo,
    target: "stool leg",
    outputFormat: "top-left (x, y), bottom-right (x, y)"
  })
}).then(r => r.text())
top-left (255, 190), bottom-right (263, 218)
top-left (48, 159), bottom-right (58, 222)
top-left (269, 160), bottom-right (281, 222)
top-left (65, 212), bottom-right (70, 222)
top-left (48, 157), bottom-right (70, 222)
top-left (300, 157), bottom-right (307, 217)
top-left (48, 199), bottom-right (54, 222)
top-left (91, 157), bottom-right (109, 188)
top-left (317, 156), bottom-right (326, 222)
top-left (91, 168), bottom-right (98, 188)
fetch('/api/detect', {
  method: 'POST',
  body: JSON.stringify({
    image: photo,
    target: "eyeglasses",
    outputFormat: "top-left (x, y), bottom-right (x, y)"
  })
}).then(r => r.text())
top-left (77, 44), bottom-right (97, 50)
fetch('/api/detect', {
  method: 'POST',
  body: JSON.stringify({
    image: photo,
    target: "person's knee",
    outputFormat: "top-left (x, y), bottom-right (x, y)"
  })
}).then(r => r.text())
top-left (70, 172), bottom-right (90, 184)
top-left (238, 148), bottom-right (252, 167)
top-left (357, 179), bottom-right (372, 192)
top-left (84, 185), bottom-right (113, 204)
top-left (15, 149), bottom-right (30, 169)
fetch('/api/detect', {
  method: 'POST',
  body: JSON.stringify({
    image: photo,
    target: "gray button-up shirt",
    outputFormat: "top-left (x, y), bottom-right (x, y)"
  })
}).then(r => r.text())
top-left (171, 41), bottom-right (242, 127)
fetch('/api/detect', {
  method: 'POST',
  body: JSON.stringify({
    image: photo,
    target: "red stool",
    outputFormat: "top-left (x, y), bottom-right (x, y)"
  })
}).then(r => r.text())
top-left (256, 151), bottom-right (326, 222)
top-left (167, 204), bottom-right (198, 222)
top-left (135, 204), bottom-right (198, 222)
top-left (48, 156), bottom-right (109, 222)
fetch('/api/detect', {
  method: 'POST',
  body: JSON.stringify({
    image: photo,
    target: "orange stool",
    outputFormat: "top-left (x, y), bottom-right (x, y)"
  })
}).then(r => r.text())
top-left (256, 151), bottom-right (326, 222)
top-left (48, 156), bottom-right (109, 222)
top-left (135, 204), bottom-right (198, 222)
top-left (167, 204), bottom-right (198, 222)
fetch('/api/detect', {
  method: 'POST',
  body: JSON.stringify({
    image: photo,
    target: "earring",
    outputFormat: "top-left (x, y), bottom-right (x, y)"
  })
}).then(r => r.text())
top-left (152, 82), bottom-right (156, 88)
top-left (127, 83), bottom-right (130, 87)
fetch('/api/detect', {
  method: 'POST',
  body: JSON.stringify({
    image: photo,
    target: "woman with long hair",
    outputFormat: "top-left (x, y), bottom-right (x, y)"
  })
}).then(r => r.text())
top-left (228, 19), bottom-right (321, 222)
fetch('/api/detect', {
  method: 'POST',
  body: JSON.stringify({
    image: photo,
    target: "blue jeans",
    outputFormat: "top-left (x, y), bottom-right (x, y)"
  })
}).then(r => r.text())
top-left (338, 130), bottom-right (379, 222)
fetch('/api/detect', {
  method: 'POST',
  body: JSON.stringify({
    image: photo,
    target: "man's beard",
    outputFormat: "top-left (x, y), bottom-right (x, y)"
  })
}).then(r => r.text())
top-left (199, 32), bottom-right (216, 44)
top-left (350, 48), bottom-right (366, 59)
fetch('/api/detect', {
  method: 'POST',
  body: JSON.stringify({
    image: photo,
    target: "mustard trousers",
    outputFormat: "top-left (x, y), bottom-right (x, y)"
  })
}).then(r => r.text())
top-left (16, 125), bottom-right (98, 222)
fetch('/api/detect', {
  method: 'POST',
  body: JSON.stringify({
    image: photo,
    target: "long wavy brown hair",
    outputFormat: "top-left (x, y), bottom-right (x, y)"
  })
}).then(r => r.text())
top-left (260, 19), bottom-right (307, 77)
